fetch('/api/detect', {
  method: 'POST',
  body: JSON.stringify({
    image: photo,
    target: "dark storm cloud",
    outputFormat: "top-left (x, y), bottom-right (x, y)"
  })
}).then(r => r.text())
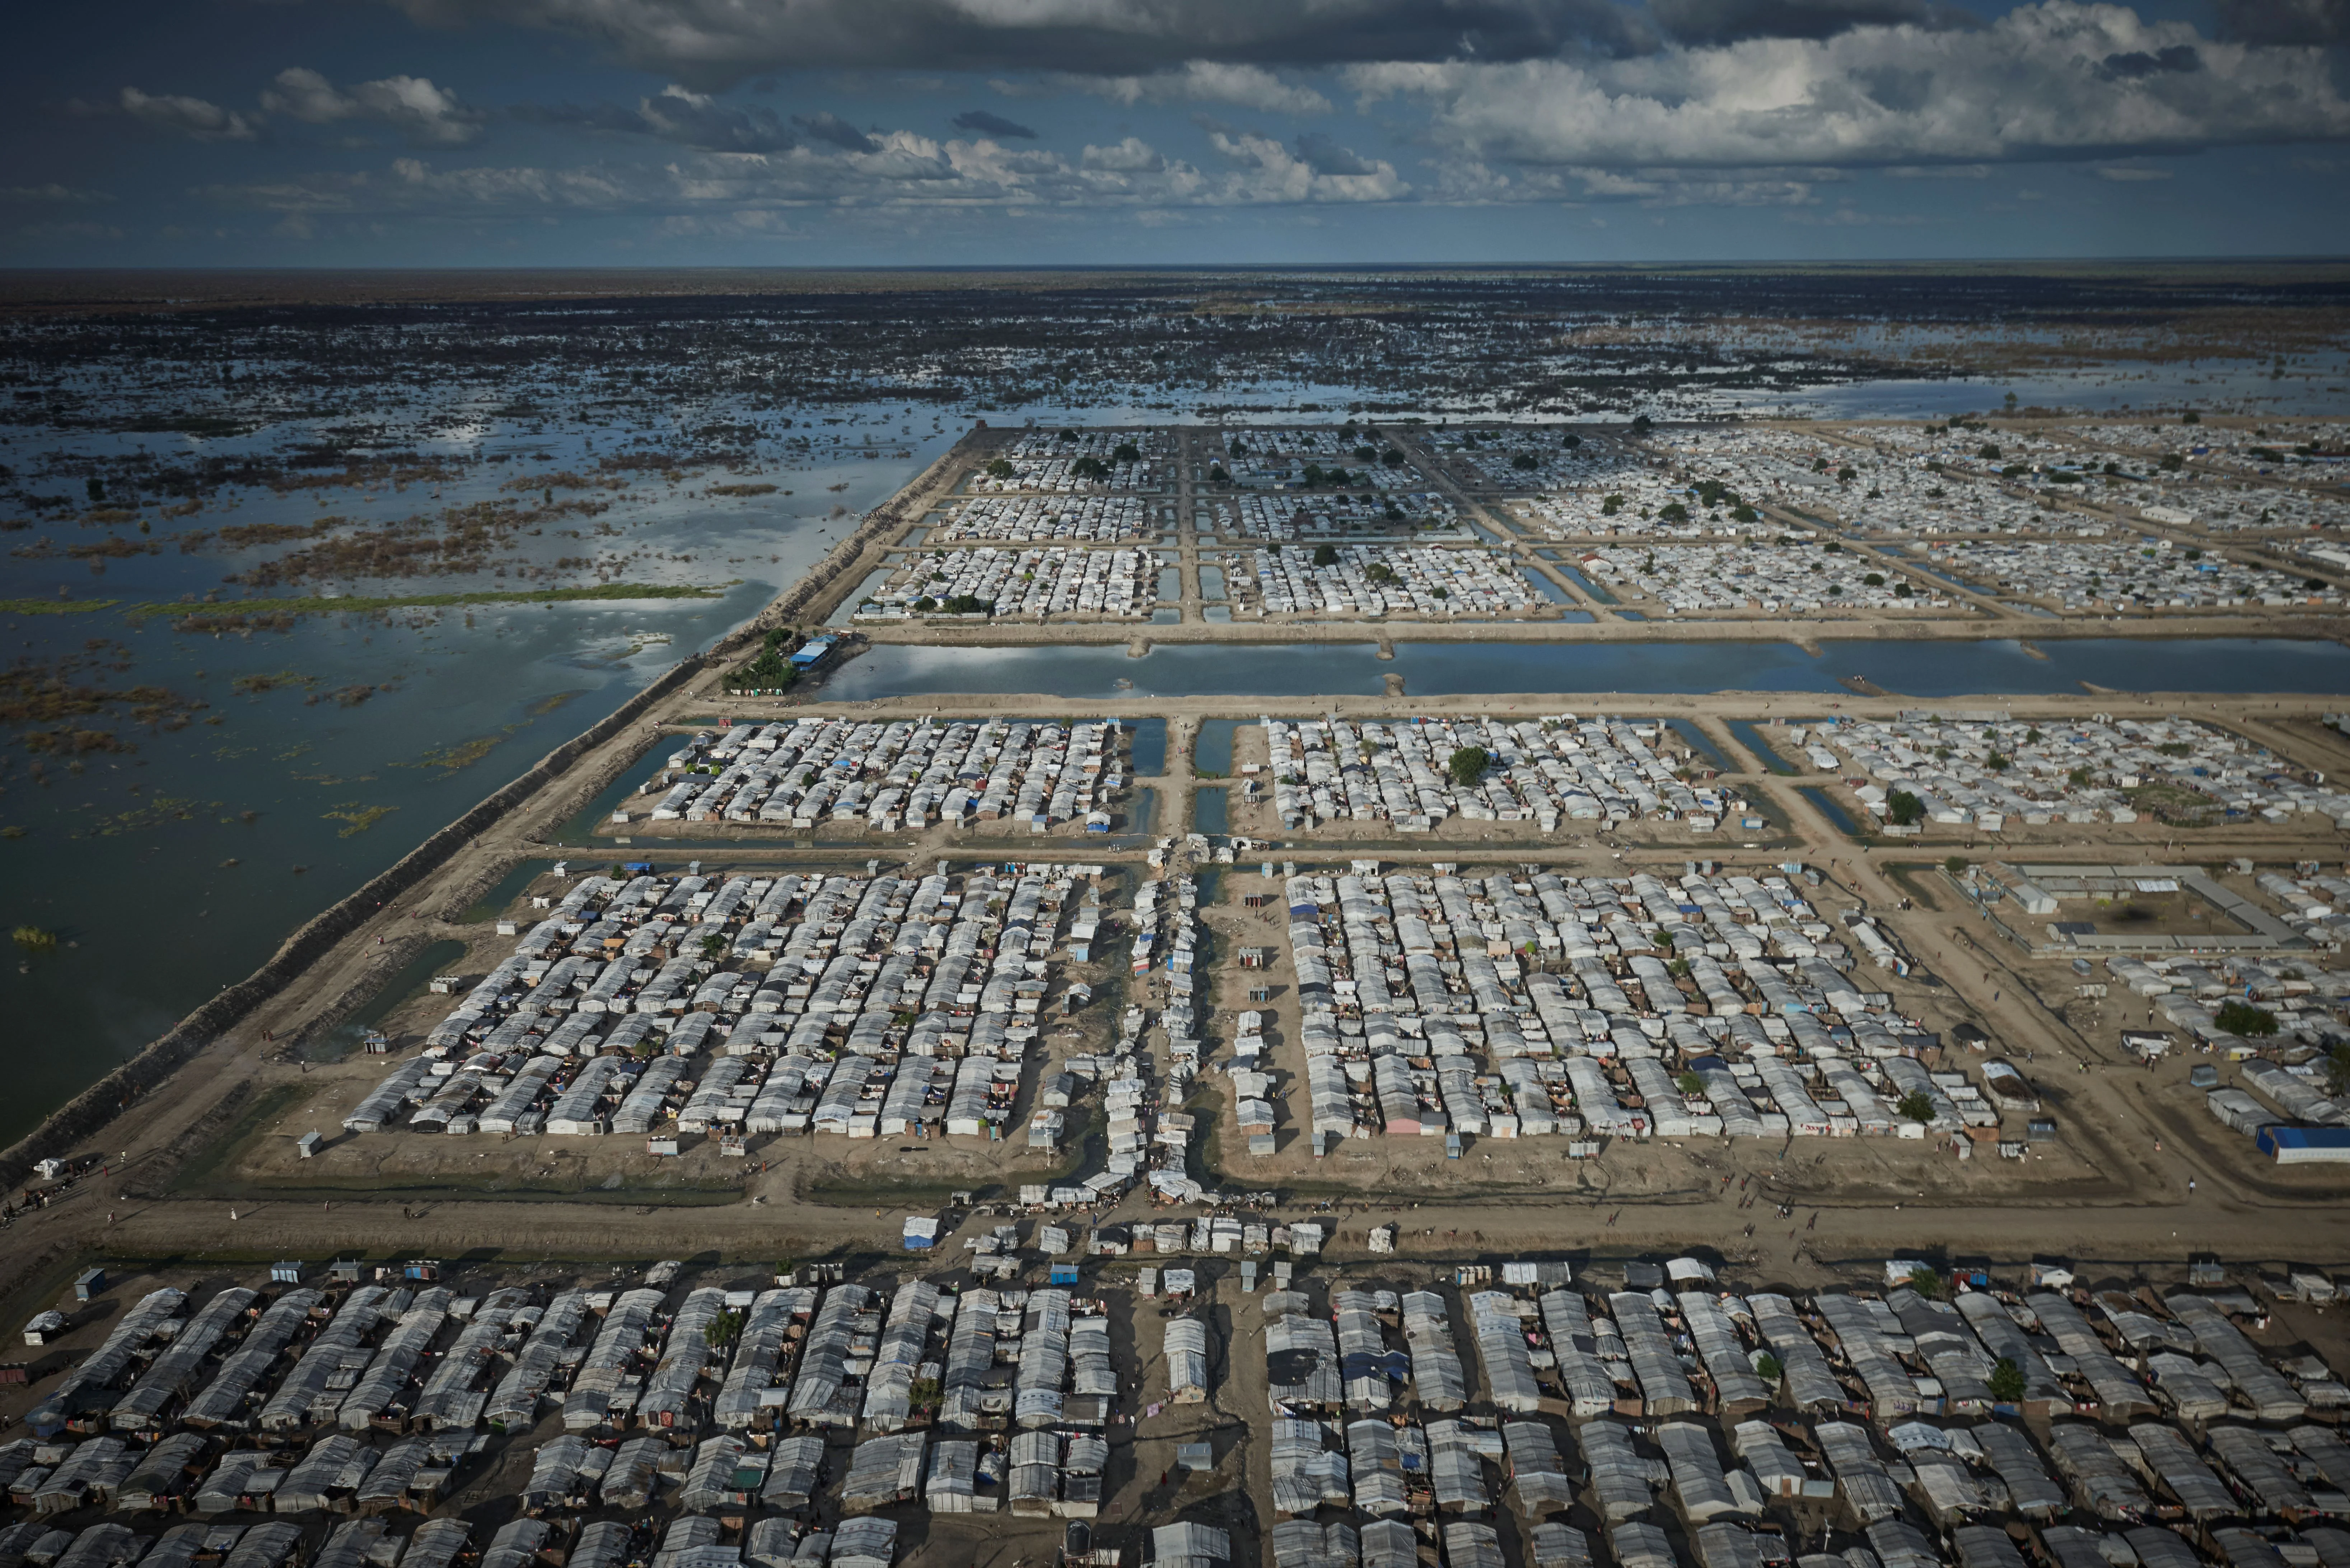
top-left (387, 0), bottom-right (1659, 83)
top-left (1647, 0), bottom-right (1976, 46)
top-left (791, 110), bottom-right (879, 151)
top-left (515, 88), bottom-right (797, 151)
top-left (2099, 44), bottom-right (2201, 79)
top-left (2210, 0), bottom-right (2348, 46)
top-left (950, 109), bottom-right (1038, 138)
top-left (1291, 131), bottom-right (1377, 174)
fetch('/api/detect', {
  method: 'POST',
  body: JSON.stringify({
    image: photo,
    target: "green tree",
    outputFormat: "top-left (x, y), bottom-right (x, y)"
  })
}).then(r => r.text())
top-left (1987, 1357), bottom-right (2027, 1404)
top-left (1754, 1351), bottom-right (1784, 1385)
top-left (1893, 582), bottom-right (1912, 598)
top-left (1511, 452), bottom-right (1539, 471)
top-left (1448, 746), bottom-right (1490, 787)
top-left (703, 1310), bottom-right (744, 1349)
top-left (2215, 1000), bottom-right (2278, 1037)
top-left (1071, 455), bottom-right (1110, 479)
top-left (1209, 464), bottom-right (1230, 483)
top-left (1659, 502), bottom-right (1690, 523)
top-left (699, 933), bottom-right (728, 961)
top-left (1886, 791), bottom-right (1926, 827)
top-left (985, 457), bottom-right (1015, 479)
top-left (1380, 448), bottom-right (1406, 467)
top-left (1601, 494), bottom-right (1623, 515)
top-left (1977, 443), bottom-right (2002, 460)
top-left (1896, 1089), bottom-right (1935, 1122)
top-left (1944, 856), bottom-right (1966, 876)
top-left (1675, 1071), bottom-right (1705, 1096)
top-left (1986, 751), bottom-right (2010, 772)
top-left (1112, 441), bottom-right (1141, 463)
top-left (1631, 414), bottom-right (1653, 433)
top-left (1863, 573), bottom-right (1885, 588)
top-left (1312, 544), bottom-right (1340, 567)
top-left (1906, 1269), bottom-right (1943, 1300)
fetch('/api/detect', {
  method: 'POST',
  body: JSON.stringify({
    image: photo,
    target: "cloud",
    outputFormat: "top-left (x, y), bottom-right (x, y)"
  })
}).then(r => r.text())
top-left (118, 88), bottom-right (261, 141)
top-left (1082, 136), bottom-right (1165, 171)
top-left (1649, 0), bottom-right (1978, 46)
top-left (1062, 62), bottom-right (1333, 114)
top-left (793, 111), bottom-right (879, 152)
top-left (386, 0), bottom-right (1651, 79)
top-left (1346, 3), bottom-right (2350, 170)
top-left (2098, 44), bottom-right (2199, 80)
top-left (1291, 131), bottom-right (1379, 176)
top-left (2210, 0), bottom-right (2347, 46)
top-left (951, 109), bottom-right (1037, 139)
top-left (518, 86), bottom-right (796, 151)
top-left (1207, 129), bottom-right (1408, 199)
top-left (260, 67), bottom-right (485, 144)
top-left (0, 184), bottom-right (113, 204)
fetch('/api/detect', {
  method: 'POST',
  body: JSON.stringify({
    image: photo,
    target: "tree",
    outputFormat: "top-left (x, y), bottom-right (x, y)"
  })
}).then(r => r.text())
top-left (2068, 766), bottom-right (2093, 787)
top-left (1886, 790), bottom-right (1926, 827)
top-left (85, 477), bottom-right (105, 504)
top-left (1112, 441), bottom-right (1141, 463)
top-left (1944, 856), bottom-right (1966, 876)
top-left (1987, 1357), bottom-right (2027, 1404)
top-left (1448, 746), bottom-right (1490, 787)
top-left (2327, 1041), bottom-right (2350, 1097)
top-left (1977, 443), bottom-right (2001, 460)
top-left (1896, 1089), bottom-right (1935, 1122)
top-left (1312, 543), bottom-right (1340, 567)
top-left (1985, 750), bottom-right (2010, 772)
top-left (1366, 563), bottom-right (1397, 585)
top-left (1601, 494), bottom-right (1623, 515)
top-left (1863, 573), bottom-right (1886, 588)
top-left (1511, 452), bottom-right (1539, 471)
top-left (1754, 1351), bottom-right (1784, 1385)
top-left (1381, 448), bottom-right (1406, 467)
top-left (1659, 502), bottom-right (1690, 523)
top-left (1209, 464), bottom-right (1229, 483)
top-left (1893, 582), bottom-right (1912, 598)
top-left (1906, 1269), bottom-right (1944, 1300)
top-left (985, 457), bottom-right (1014, 479)
top-left (1675, 1071), bottom-right (1705, 1096)
top-left (703, 1311), bottom-right (744, 1349)
top-left (699, 933), bottom-right (728, 960)
top-left (1631, 414), bottom-right (1653, 433)
top-left (2215, 1000), bottom-right (2278, 1037)
top-left (1071, 455), bottom-right (1111, 479)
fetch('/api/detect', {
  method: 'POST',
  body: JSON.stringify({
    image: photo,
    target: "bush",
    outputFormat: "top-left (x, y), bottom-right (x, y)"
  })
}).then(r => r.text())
top-left (1448, 746), bottom-right (1490, 787)
top-left (1754, 1352), bottom-right (1783, 1384)
top-left (2216, 1000), bottom-right (2278, 1037)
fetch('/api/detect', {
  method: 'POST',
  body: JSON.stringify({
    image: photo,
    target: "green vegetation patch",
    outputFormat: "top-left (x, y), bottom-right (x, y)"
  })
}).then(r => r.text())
top-left (0, 598), bottom-right (118, 616)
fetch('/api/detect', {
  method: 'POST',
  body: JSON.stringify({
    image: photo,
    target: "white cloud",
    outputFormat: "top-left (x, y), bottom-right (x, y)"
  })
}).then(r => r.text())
top-left (261, 67), bottom-right (485, 145)
top-left (119, 88), bottom-right (261, 141)
top-left (1058, 61), bottom-right (1333, 114)
top-left (1345, 1), bottom-right (2350, 169)
top-left (1083, 136), bottom-right (1166, 172)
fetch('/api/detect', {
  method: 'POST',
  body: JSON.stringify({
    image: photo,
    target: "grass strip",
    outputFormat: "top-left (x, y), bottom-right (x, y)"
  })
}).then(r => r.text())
top-left (0, 598), bottom-right (120, 615)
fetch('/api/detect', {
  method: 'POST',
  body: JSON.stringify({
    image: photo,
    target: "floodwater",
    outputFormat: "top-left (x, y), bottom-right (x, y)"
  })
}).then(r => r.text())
top-left (821, 637), bottom-right (2350, 702)
top-left (0, 402), bottom-right (949, 1146)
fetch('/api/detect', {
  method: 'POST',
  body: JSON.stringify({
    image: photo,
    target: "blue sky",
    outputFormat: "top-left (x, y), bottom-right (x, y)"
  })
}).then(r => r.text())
top-left (6, 0), bottom-right (2348, 265)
